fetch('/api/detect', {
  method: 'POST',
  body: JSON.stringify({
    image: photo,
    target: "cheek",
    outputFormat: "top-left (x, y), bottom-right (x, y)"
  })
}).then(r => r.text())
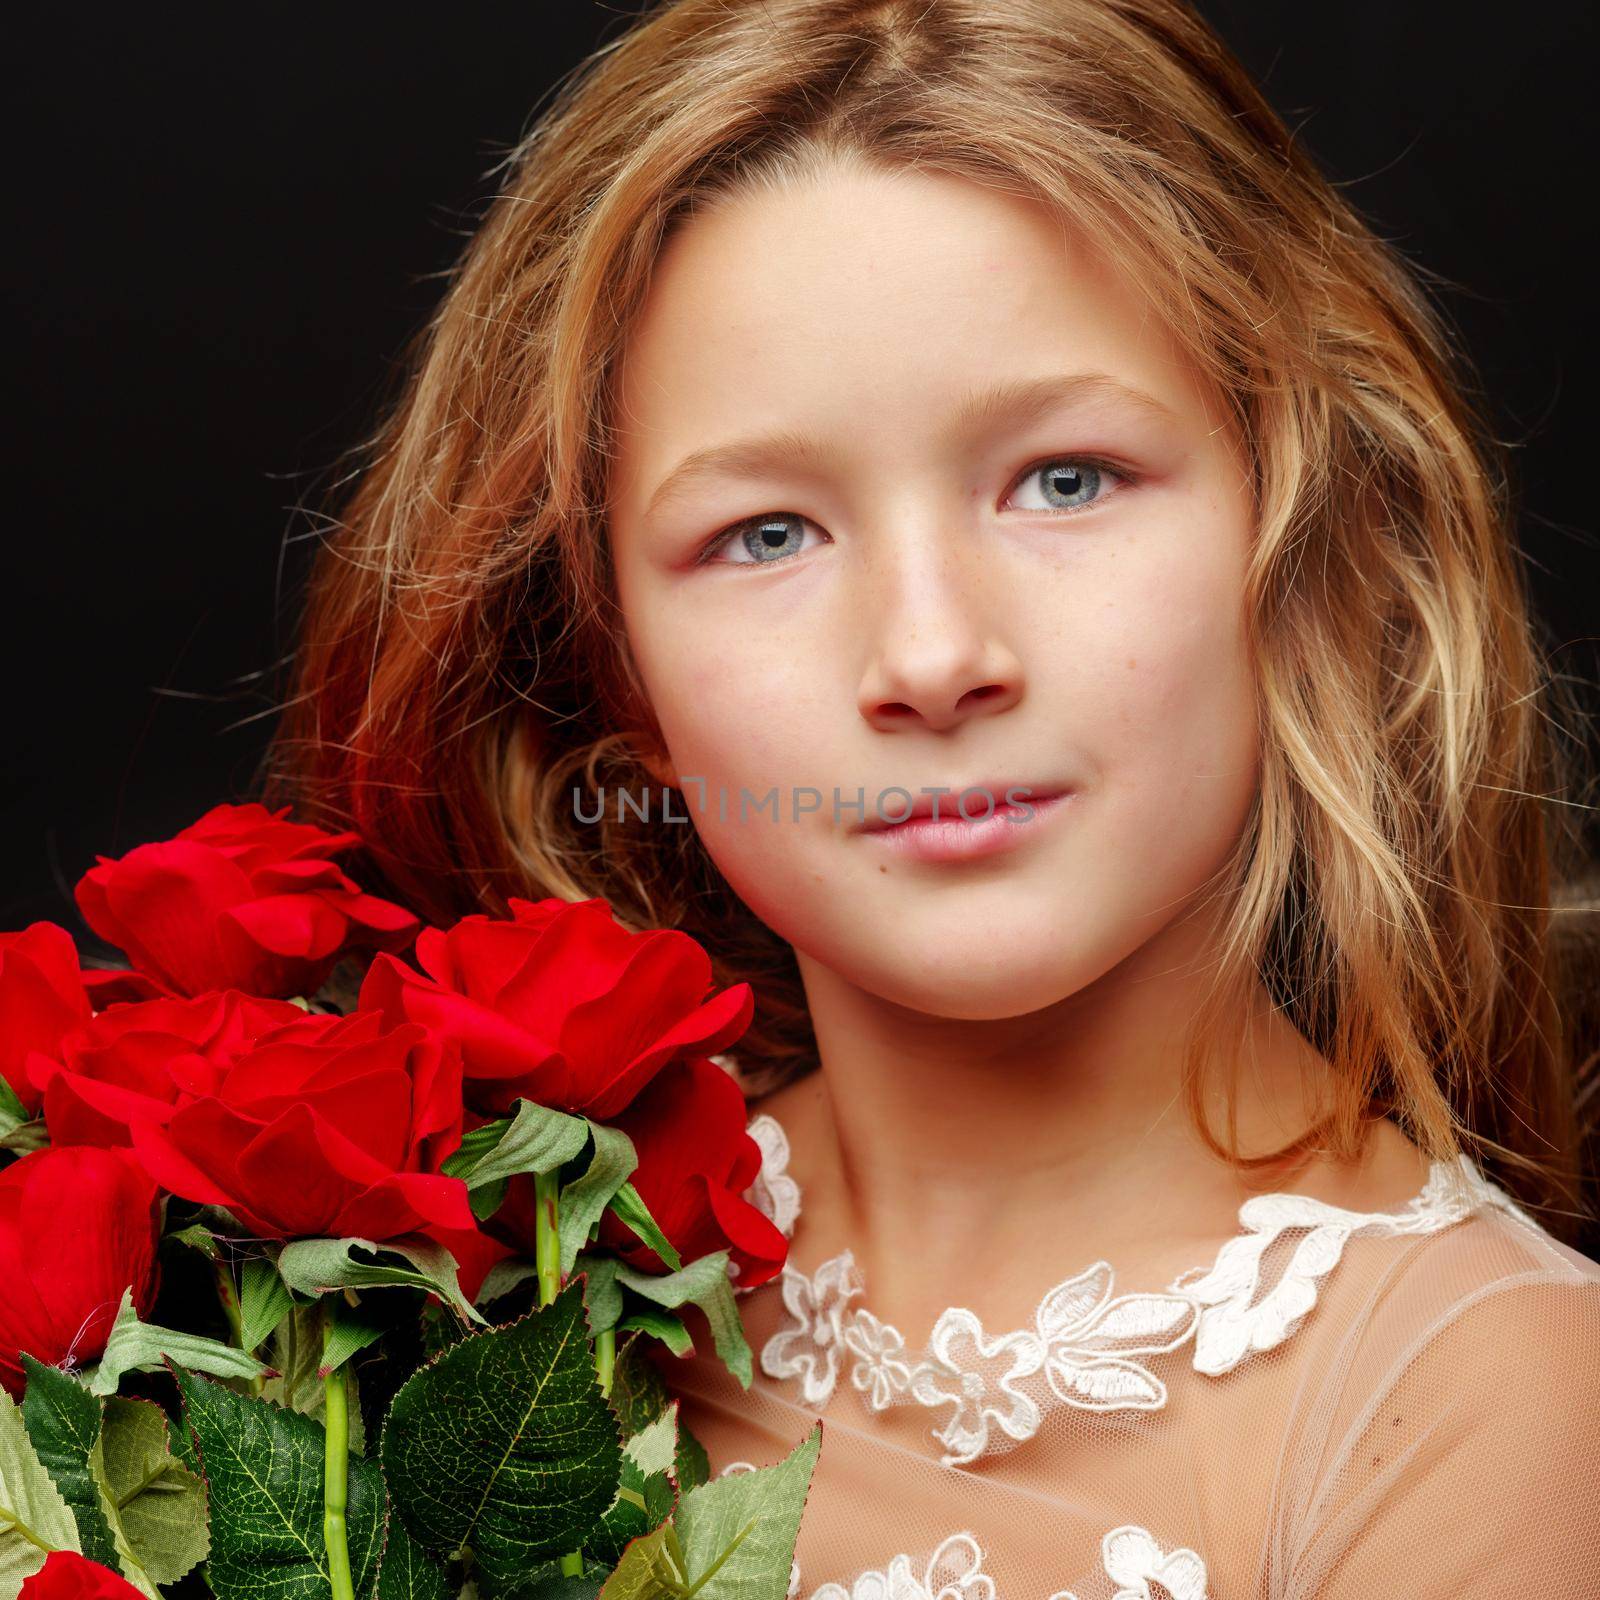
top-left (618, 579), bottom-right (837, 918)
top-left (648, 640), bottom-right (817, 788)
top-left (1079, 548), bottom-right (1260, 876)
top-left (630, 621), bottom-right (837, 914)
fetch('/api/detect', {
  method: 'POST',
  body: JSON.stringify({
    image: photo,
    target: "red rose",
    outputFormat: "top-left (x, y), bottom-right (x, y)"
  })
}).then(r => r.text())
top-left (359, 897), bottom-right (753, 1120)
top-left (502, 1054), bottom-right (784, 1290)
top-left (0, 923), bottom-right (92, 1117)
top-left (74, 801), bottom-right (420, 1001)
top-left (0, 1146), bottom-right (162, 1397)
top-left (20, 1552), bottom-right (147, 1600)
top-left (125, 1007), bottom-right (476, 1248)
top-left (28, 990), bottom-right (305, 1148)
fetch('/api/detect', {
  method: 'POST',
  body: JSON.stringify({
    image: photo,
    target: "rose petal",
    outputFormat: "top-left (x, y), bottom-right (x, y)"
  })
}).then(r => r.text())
top-left (225, 894), bottom-right (350, 962)
top-left (233, 1103), bottom-right (368, 1237)
top-left (333, 1171), bottom-right (478, 1242)
top-left (88, 840), bottom-right (255, 993)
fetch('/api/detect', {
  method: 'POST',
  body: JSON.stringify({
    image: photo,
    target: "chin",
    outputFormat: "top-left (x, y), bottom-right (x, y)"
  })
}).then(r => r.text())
top-left (845, 936), bottom-right (1109, 1021)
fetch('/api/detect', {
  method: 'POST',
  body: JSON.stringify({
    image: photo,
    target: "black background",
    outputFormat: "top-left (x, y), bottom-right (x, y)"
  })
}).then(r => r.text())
top-left (6, 1), bottom-right (1596, 932)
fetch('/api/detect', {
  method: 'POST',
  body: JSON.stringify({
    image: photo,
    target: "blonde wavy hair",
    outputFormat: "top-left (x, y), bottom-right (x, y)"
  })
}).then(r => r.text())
top-left (263, 0), bottom-right (1598, 1242)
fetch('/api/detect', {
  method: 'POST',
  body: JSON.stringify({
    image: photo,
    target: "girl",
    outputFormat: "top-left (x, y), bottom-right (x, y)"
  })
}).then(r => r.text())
top-left (266, 1), bottom-right (1600, 1593)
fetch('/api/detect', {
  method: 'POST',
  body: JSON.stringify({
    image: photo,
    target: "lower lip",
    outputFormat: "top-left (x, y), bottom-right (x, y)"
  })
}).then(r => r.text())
top-left (858, 792), bottom-right (1073, 863)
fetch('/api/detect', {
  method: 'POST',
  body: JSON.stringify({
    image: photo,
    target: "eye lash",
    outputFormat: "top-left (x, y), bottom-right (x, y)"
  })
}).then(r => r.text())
top-left (694, 515), bottom-right (804, 567)
top-left (1003, 453), bottom-right (1137, 513)
top-left (695, 452), bottom-right (1140, 564)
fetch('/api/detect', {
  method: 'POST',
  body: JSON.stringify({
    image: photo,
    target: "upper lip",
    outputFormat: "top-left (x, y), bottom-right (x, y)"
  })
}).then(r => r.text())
top-left (855, 779), bottom-right (1070, 831)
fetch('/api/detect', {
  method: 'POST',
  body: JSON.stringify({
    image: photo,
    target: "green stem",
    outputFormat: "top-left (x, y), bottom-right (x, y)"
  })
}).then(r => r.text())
top-left (595, 1326), bottom-right (615, 1397)
top-left (322, 1322), bottom-right (356, 1600)
top-left (534, 1168), bottom-right (562, 1307)
top-left (533, 1169), bottom-right (585, 1579)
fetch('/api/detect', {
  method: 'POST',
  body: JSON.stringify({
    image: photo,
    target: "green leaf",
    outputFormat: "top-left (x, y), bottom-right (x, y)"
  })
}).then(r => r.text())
top-left (675, 1425), bottom-right (710, 1497)
top-left (474, 1260), bottom-right (538, 1310)
top-left (596, 1522), bottom-right (679, 1600)
top-left (613, 1254), bottom-right (752, 1389)
top-left (277, 1236), bottom-right (486, 1327)
top-left (441, 1099), bottom-right (591, 1198)
top-left (380, 1280), bottom-right (621, 1581)
top-left (489, 1565), bottom-right (607, 1600)
top-left (583, 1407), bottom-right (680, 1566)
top-left (573, 1255), bottom-right (623, 1338)
top-left (584, 1455), bottom-right (678, 1568)
top-left (84, 1288), bottom-right (272, 1397)
top-left (469, 1180), bottom-right (510, 1223)
top-left (19, 1358), bottom-right (119, 1571)
top-left (672, 1424), bottom-right (821, 1598)
top-left (0, 1082), bottom-right (48, 1152)
top-left (0, 1074), bottom-right (28, 1131)
top-left (239, 1258), bottom-right (295, 1353)
top-left (556, 1125), bottom-right (641, 1278)
top-left (603, 1181), bottom-right (681, 1275)
top-left (320, 1301), bottom-right (385, 1377)
top-left (94, 1397), bottom-right (208, 1589)
top-left (166, 1222), bottom-right (222, 1261)
top-left (614, 1309), bottom-right (693, 1358)
top-left (622, 1409), bottom-right (680, 1482)
top-left (608, 1337), bottom-right (709, 1493)
top-left (172, 1367), bottom-right (385, 1600)
top-left (375, 1516), bottom-right (450, 1600)
top-left (259, 1307), bottom-right (367, 1457)
top-left (0, 1384), bottom-right (81, 1592)
top-left (418, 1302), bottom-right (471, 1362)
top-left (0, 1077), bottom-right (47, 1150)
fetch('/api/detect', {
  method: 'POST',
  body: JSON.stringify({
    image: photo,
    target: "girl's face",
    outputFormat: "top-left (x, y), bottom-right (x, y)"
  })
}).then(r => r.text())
top-left (607, 161), bottom-right (1260, 1020)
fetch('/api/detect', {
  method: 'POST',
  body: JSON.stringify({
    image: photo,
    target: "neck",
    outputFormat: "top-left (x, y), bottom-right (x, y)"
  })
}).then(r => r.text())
top-left (774, 897), bottom-right (1368, 1316)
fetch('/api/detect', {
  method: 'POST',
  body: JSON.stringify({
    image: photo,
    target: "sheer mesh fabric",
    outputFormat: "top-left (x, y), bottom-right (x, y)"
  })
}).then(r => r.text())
top-left (652, 1099), bottom-right (1600, 1598)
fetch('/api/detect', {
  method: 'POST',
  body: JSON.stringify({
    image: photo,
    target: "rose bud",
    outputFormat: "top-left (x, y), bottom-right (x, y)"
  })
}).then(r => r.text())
top-left (0, 923), bottom-right (92, 1117)
top-left (0, 1146), bottom-right (162, 1396)
top-left (359, 896), bottom-right (753, 1120)
top-left (74, 801), bottom-right (420, 1001)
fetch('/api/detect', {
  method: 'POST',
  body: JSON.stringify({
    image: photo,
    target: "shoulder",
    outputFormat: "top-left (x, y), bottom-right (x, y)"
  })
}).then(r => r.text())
top-left (1284, 1208), bottom-right (1600, 1596)
top-left (1340, 1155), bottom-right (1600, 1384)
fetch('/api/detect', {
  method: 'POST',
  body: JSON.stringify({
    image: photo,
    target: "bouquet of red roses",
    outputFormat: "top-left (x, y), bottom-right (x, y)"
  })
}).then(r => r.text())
top-left (0, 803), bottom-right (818, 1600)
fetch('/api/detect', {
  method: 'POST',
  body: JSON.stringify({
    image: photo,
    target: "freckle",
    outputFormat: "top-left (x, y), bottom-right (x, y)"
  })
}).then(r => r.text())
top-left (1370, 1455), bottom-right (1381, 1468)
top-left (1125, 657), bottom-right (1137, 670)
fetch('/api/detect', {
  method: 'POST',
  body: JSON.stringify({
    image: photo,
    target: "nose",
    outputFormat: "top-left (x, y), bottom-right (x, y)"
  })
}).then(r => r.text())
top-left (855, 523), bottom-right (1025, 734)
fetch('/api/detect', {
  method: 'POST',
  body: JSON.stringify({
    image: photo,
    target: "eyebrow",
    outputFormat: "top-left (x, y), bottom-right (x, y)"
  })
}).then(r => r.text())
top-left (639, 372), bottom-right (1178, 519)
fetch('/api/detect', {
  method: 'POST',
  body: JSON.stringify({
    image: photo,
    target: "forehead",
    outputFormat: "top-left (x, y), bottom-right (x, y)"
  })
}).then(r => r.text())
top-left (610, 160), bottom-right (1221, 511)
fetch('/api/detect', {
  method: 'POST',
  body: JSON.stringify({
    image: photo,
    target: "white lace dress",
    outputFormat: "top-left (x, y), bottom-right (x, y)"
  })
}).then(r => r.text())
top-left (652, 1101), bottom-right (1600, 1598)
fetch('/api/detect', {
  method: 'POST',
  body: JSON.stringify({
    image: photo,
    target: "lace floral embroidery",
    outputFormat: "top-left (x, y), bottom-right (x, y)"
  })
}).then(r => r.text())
top-left (1062, 1524), bottom-right (1210, 1600)
top-left (1172, 1150), bottom-right (1539, 1374)
top-left (741, 1111), bottom-right (1536, 1467)
top-left (807, 1531), bottom-right (994, 1600)
top-left (762, 1253), bottom-right (865, 1407)
top-left (704, 1505), bottom-right (1211, 1600)
top-left (731, 1103), bottom-right (802, 1274)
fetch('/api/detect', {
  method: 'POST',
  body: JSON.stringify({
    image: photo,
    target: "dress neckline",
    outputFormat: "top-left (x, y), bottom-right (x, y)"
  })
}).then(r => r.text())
top-left (734, 1102), bottom-right (1538, 1468)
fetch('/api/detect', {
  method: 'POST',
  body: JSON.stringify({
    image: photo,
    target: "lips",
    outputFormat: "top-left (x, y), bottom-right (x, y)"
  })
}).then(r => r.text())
top-left (854, 780), bottom-right (1069, 832)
